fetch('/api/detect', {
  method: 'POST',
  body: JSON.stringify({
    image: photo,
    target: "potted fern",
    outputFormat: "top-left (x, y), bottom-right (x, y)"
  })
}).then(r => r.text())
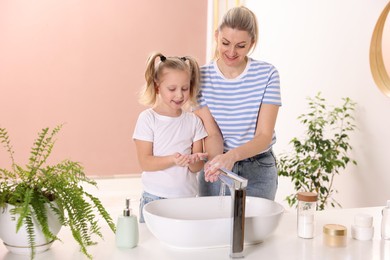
top-left (0, 125), bottom-right (116, 259)
top-left (277, 93), bottom-right (357, 210)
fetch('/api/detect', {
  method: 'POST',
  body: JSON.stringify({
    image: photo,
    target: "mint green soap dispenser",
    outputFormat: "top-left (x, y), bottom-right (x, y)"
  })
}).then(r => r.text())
top-left (115, 198), bottom-right (139, 248)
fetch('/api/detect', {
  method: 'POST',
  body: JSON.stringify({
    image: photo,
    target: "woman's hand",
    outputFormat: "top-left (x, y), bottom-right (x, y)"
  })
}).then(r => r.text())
top-left (204, 153), bottom-right (236, 182)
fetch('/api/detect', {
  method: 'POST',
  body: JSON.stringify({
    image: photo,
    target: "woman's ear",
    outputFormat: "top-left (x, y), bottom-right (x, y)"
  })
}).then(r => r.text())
top-left (250, 39), bottom-right (255, 49)
top-left (214, 30), bottom-right (219, 41)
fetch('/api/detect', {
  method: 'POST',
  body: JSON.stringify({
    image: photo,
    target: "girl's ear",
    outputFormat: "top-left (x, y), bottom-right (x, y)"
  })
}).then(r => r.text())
top-left (154, 82), bottom-right (159, 94)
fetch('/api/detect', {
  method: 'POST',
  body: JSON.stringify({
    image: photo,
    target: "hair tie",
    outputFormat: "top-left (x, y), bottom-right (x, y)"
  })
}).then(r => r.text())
top-left (160, 55), bottom-right (166, 62)
top-left (180, 57), bottom-right (187, 61)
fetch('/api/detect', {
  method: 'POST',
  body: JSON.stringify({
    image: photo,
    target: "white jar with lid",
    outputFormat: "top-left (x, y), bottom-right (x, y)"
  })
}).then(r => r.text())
top-left (351, 213), bottom-right (374, 240)
top-left (297, 192), bottom-right (317, 239)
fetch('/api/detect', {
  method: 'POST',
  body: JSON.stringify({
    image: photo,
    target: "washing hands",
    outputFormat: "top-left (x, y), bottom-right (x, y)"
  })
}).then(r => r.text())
top-left (204, 153), bottom-right (236, 183)
top-left (172, 152), bottom-right (235, 183)
top-left (173, 152), bottom-right (208, 167)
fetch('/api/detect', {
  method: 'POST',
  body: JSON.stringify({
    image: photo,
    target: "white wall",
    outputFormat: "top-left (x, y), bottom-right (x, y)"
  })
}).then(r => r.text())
top-left (245, 0), bottom-right (390, 208)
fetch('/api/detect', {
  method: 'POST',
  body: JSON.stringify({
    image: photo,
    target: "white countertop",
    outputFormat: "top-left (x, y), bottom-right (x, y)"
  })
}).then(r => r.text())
top-left (1, 205), bottom-right (389, 260)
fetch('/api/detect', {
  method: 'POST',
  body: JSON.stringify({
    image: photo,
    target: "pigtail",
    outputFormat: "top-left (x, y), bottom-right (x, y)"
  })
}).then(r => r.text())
top-left (185, 56), bottom-right (201, 106)
top-left (139, 52), bottom-right (162, 106)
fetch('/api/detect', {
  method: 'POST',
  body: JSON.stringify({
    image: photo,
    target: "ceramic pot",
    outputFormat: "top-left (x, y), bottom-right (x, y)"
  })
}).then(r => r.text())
top-left (0, 203), bottom-right (62, 255)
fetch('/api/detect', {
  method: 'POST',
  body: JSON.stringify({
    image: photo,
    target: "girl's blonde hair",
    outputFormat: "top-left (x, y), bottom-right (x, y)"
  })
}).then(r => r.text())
top-left (139, 52), bottom-right (201, 106)
top-left (214, 6), bottom-right (259, 60)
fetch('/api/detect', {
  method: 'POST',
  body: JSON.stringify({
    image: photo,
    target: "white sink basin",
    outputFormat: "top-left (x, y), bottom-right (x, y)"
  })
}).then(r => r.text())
top-left (143, 196), bottom-right (284, 249)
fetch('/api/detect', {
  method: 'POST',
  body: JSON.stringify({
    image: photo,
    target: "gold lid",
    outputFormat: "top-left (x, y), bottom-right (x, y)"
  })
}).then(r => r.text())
top-left (297, 192), bottom-right (317, 202)
top-left (323, 224), bottom-right (347, 236)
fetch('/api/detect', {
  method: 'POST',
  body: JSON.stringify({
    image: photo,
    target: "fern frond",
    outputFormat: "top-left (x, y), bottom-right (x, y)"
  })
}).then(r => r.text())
top-left (58, 188), bottom-right (94, 259)
top-left (28, 127), bottom-right (49, 173)
top-left (31, 194), bottom-right (59, 243)
top-left (0, 127), bottom-right (16, 170)
top-left (24, 214), bottom-right (36, 259)
top-left (48, 200), bottom-right (65, 228)
top-left (15, 188), bottom-right (33, 232)
top-left (0, 167), bottom-right (17, 182)
top-left (14, 164), bottom-right (31, 183)
top-left (85, 192), bottom-right (116, 233)
top-left (27, 125), bottom-right (63, 177)
top-left (37, 125), bottom-right (63, 170)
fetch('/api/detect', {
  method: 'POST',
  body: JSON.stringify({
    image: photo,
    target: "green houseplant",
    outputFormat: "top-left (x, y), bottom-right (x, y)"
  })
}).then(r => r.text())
top-left (0, 125), bottom-right (116, 259)
top-left (277, 93), bottom-right (357, 210)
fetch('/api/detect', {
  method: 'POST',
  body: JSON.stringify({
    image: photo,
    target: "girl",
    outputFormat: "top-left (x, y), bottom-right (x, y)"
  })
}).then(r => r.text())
top-left (133, 53), bottom-right (208, 222)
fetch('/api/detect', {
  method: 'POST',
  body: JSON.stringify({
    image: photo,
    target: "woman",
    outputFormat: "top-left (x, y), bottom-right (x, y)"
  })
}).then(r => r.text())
top-left (194, 6), bottom-right (281, 200)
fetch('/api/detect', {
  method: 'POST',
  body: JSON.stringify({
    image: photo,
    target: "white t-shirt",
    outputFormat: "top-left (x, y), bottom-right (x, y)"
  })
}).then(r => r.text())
top-left (132, 108), bottom-right (207, 198)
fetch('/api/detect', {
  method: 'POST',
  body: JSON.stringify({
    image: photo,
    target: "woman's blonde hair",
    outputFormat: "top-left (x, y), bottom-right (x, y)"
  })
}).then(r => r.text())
top-left (139, 52), bottom-right (200, 106)
top-left (214, 6), bottom-right (259, 60)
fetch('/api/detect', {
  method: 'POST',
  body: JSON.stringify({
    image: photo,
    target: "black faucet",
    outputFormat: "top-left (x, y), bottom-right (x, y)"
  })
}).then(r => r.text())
top-left (218, 168), bottom-right (248, 258)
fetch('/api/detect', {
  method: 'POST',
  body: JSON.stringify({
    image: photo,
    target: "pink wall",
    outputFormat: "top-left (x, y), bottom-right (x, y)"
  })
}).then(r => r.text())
top-left (0, 0), bottom-right (207, 176)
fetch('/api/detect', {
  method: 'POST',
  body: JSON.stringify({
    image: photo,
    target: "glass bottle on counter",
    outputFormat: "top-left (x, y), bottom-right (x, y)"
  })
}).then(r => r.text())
top-left (297, 192), bottom-right (317, 239)
top-left (381, 200), bottom-right (390, 240)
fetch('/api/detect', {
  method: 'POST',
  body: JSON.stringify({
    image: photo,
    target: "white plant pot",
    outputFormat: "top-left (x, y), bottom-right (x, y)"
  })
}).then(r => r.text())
top-left (0, 203), bottom-right (62, 255)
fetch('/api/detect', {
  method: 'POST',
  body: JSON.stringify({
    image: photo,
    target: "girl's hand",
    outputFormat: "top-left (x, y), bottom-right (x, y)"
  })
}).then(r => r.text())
top-left (188, 152), bottom-right (208, 164)
top-left (173, 153), bottom-right (190, 167)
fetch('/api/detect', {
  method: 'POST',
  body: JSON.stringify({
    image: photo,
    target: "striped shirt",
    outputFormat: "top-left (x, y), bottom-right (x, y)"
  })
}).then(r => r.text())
top-left (197, 58), bottom-right (282, 152)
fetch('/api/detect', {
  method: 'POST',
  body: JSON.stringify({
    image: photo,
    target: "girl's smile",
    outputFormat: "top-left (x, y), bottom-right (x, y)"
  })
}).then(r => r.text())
top-left (154, 68), bottom-right (191, 117)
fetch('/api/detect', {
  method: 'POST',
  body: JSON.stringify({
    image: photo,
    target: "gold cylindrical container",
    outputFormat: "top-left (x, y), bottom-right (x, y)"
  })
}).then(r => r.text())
top-left (323, 224), bottom-right (347, 247)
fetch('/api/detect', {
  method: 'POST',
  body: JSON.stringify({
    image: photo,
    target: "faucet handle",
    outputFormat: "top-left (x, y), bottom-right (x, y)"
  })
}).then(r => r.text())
top-left (218, 168), bottom-right (248, 190)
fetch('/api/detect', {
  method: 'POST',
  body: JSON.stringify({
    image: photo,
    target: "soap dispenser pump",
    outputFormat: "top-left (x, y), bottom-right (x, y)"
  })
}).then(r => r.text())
top-left (115, 198), bottom-right (139, 248)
